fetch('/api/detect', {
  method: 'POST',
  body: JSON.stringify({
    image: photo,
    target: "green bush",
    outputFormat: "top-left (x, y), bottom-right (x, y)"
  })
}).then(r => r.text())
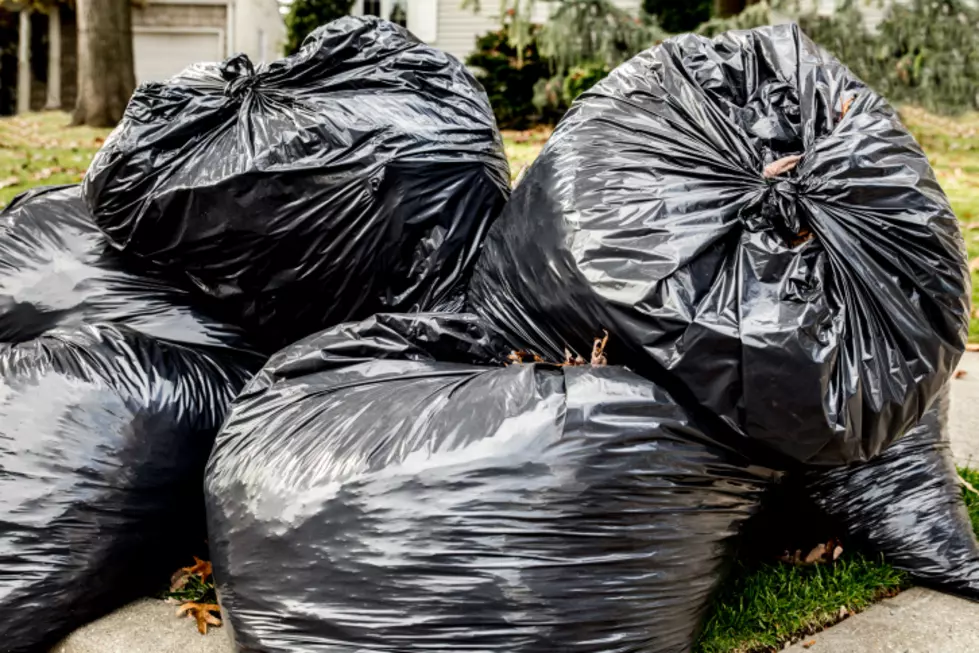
top-left (284, 0), bottom-right (354, 55)
top-left (797, 0), bottom-right (979, 113)
top-left (531, 61), bottom-right (608, 119)
top-left (467, 26), bottom-right (552, 129)
top-left (563, 61), bottom-right (609, 102)
top-left (644, 0), bottom-right (711, 33)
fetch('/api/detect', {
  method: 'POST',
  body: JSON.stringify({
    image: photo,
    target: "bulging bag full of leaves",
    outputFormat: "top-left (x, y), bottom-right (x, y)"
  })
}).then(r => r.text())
top-left (83, 16), bottom-right (510, 351)
top-left (205, 313), bottom-right (777, 653)
top-left (800, 385), bottom-right (979, 598)
top-left (0, 184), bottom-right (254, 354)
top-left (467, 23), bottom-right (970, 466)
top-left (0, 325), bottom-right (252, 652)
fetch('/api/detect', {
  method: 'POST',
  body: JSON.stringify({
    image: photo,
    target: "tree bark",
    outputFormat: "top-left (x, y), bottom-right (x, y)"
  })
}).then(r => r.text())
top-left (45, 8), bottom-right (62, 110)
top-left (713, 0), bottom-right (746, 17)
top-left (72, 0), bottom-right (135, 127)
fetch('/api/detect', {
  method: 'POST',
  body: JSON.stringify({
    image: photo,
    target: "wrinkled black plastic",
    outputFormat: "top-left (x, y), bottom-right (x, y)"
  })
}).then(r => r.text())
top-left (467, 24), bottom-right (970, 466)
top-left (84, 16), bottom-right (510, 351)
top-left (0, 325), bottom-right (252, 652)
top-left (205, 313), bottom-right (777, 653)
top-left (0, 185), bottom-right (254, 353)
top-left (800, 385), bottom-right (979, 598)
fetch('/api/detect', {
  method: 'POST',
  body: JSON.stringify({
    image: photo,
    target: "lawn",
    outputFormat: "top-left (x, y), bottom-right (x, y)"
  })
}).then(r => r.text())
top-left (0, 112), bottom-right (109, 208)
top-left (4, 109), bottom-right (979, 652)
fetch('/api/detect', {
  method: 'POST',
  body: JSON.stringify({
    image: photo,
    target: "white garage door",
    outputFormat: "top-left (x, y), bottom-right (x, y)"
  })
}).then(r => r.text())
top-left (133, 31), bottom-right (224, 84)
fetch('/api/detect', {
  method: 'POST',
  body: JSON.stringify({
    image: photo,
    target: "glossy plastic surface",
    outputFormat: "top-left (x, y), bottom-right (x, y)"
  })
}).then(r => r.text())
top-left (0, 325), bottom-right (252, 652)
top-left (205, 313), bottom-right (776, 652)
top-left (802, 386), bottom-right (979, 598)
top-left (84, 17), bottom-right (510, 351)
top-left (0, 184), bottom-right (255, 354)
top-left (467, 24), bottom-right (970, 466)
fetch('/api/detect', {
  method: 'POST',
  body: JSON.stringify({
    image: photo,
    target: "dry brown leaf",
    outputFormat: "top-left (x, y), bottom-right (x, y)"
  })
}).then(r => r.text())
top-left (176, 602), bottom-right (222, 635)
top-left (562, 348), bottom-right (586, 366)
top-left (956, 370), bottom-right (969, 379)
top-left (966, 343), bottom-right (979, 352)
top-left (31, 166), bottom-right (64, 182)
top-left (591, 330), bottom-right (609, 366)
top-left (841, 95), bottom-right (855, 118)
top-left (802, 640), bottom-right (817, 649)
top-left (181, 556), bottom-right (213, 583)
top-left (804, 543), bottom-right (827, 565)
top-left (169, 568), bottom-right (192, 593)
top-left (763, 154), bottom-right (803, 179)
top-left (779, 549), bottom-right (804, 565)
top-left (832, 545), bottom-right (843, 561)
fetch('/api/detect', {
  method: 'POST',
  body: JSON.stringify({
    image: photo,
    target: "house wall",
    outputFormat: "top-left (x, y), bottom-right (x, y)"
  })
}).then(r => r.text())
top-left (433, 0), bottom-right (642, 62)
top-left (234, 0), bottom-right (288, 61)
top-left (132, 3), bottom-right (227, 32)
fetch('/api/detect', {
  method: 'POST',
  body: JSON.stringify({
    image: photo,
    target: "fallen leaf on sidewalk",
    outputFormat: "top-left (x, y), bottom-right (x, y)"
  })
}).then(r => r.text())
top-left (176, 602), bottom-right (222, 635)
top-left (967, 343), bottom-right (979, 352)
top-left (802, 640), bottom-right (816, 649)
top-left (956, 370), bottom-right (969, 379)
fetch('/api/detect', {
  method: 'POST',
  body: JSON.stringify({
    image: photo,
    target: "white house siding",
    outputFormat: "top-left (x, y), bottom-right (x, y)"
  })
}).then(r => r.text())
top-left (435, 0), bottom-right (500, 61)
top-left (235, 0), bottom-right (288, 61)
top-left (434, 0), bottom-right (643, 62)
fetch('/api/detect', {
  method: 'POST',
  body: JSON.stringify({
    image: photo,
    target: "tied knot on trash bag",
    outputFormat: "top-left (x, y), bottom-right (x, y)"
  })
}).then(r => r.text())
top-left (221, 54), bottom-right (259, 101)
top-left (739, 153), bottom-right (812, 247)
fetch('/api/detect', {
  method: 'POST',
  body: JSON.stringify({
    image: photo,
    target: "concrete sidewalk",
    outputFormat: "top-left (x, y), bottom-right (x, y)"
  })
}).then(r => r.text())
top-left (784, 588), bottom-right (979, 653)
top-left (53, 354), bottom-right (979, 653)
top-left (52, 599), bottom-right (233, 653)
top-left (949, 351), bottom-right (979, 467)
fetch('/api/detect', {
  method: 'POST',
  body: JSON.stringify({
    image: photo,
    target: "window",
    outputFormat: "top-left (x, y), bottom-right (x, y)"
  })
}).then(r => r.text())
top-left (363, 0), bottom-right (381, 16)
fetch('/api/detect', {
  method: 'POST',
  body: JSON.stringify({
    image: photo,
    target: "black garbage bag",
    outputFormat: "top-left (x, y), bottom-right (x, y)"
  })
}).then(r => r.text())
top-left (0, 324), bottom-right (252, 652)
top-left (797, 385), bottom-right (979, 598)
top-left (0, 184), bottom-right (254, 353)
top-left (467, 23), bottom-right (970, 466)
top-left (83, 16), bottom-right (510, 351)
top-left (205, 313), bottom-right (777, 653)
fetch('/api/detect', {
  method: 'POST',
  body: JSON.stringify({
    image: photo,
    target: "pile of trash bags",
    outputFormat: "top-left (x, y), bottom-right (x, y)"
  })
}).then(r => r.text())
top-left (2, 15), bottom-right (976, 653)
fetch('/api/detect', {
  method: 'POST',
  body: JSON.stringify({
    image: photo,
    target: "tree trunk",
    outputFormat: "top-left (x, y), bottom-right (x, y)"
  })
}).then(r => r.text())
top-left (72, 0), bottom-right (135, 127)
top-left (16, 9), bottom-right (31, 115)
top-left (45, 8), bottom-right (62, 110)
top-left (713, 0), bottom-right (746, 17)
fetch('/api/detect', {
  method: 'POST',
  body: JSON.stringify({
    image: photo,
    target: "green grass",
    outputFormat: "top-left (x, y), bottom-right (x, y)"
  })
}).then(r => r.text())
top-left (502, 128), bottom-right (552, 182)
top-left (0, 111), bottom-right (111, 208)
top-left (900, 107), bottom-right (979, 342)
top-left (162, 569), bottom-right (217, 605)
top-left (958, 467), bottom-right (979, 533)
top-left (696, 555), bottom-right (908, 653)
